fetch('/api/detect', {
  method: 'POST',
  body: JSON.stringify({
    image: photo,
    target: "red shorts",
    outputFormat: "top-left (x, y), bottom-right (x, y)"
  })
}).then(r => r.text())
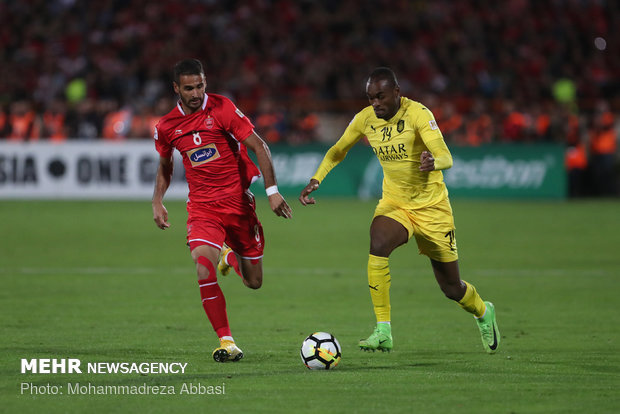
top-left (186, 191), bottom-right (264, 259)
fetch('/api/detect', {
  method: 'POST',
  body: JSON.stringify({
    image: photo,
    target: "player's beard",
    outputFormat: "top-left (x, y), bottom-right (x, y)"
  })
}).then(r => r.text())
top-left (182, 95), bottom-right (203, 112)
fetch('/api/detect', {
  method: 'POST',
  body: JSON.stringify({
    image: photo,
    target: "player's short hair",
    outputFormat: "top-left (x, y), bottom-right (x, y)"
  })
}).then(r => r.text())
top-left (173, 59), bottom-right (204, 84)
top-left (368, 67), bottom-right (399, 89)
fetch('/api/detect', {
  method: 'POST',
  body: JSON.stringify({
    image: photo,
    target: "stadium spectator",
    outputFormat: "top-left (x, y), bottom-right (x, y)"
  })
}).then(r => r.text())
top-left (254, 99), bottom-right (286, 144)
top-left (566, 142), bottom-right (589, 198)
top-left (501, 100), bottom-right (530, 142)
top-left (41, 99), bottom-right (68, 141)
top-left (462, 99), bottom-right (494, 146)
top-left (5, 100), bottom-right (41, 141)
top-left (588, 108), bottom-right (617, 196)
top-left (0, 106), bottom-right (8, 137)
top-left (101, 100), bottom-right (132, 140)
top-left (65, 98), bottom-right (103, 140)
top-left (434, 103), bottom-right (463, 141)
top-left (129, 98), bottom-right (173, 139)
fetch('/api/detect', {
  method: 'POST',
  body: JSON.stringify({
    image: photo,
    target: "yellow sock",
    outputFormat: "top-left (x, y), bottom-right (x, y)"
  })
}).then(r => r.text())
top-left (458, 281), bottom-right (486, 318)
top-left (368, 254), bottom-right (391, 323)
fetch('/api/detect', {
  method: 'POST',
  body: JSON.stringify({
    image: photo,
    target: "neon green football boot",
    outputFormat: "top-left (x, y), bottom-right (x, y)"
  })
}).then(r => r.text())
top-left (476, 301), bottom-right (500, 354)
top-left (359, 324), bottom-right (393, 352)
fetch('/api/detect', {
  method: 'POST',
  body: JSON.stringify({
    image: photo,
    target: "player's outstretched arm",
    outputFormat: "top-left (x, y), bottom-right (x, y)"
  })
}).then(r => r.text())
top-left (152, 155), bottom-right (173, 229)
top-left (243, 133), bottom-right (292, 219)
top-left (299, 179), bottom-right (320, 206)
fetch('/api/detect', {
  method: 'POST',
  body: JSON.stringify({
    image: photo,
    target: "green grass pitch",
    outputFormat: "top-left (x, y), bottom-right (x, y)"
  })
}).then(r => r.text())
top-left (1, 198), bottom-right (619, 413)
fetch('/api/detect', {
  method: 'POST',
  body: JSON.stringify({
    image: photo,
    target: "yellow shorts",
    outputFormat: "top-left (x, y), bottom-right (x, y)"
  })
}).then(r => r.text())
top-left (373, 197), bottom-right (458, 262)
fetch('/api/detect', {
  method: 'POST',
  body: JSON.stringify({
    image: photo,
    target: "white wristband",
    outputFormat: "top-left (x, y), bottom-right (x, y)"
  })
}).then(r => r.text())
top-left (265, 185), bottom-right (279, 196)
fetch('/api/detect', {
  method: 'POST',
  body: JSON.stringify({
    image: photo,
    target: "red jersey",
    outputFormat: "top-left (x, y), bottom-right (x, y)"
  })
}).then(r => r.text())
top-left (154, 93), bottom-right (260, 202)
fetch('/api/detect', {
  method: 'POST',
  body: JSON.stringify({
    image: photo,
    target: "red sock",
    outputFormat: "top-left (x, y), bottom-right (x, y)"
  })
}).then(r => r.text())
top-left (197, 257), bottom-right (231, 338)
top-left (225, 250), bottom-right (242, 278)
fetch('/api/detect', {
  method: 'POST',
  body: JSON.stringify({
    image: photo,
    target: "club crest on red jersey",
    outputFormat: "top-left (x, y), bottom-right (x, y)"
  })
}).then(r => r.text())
top-left (204, 116), bottom-right (214, 129)
top-left (187, 143), bottom-right (220, 167)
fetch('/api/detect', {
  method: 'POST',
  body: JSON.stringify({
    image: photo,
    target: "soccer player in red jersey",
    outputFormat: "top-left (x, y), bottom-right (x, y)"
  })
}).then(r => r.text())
top-left (152, 59), bottom-right (292, 362)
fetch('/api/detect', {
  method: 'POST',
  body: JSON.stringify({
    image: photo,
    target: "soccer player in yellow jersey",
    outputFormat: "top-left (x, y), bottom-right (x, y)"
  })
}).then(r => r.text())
top-left (299, 67), bottom-right (500, 354)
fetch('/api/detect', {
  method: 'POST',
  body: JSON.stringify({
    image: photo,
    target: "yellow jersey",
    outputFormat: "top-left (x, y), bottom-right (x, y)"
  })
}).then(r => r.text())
top-left (312, 97), bottom-right (452, 209)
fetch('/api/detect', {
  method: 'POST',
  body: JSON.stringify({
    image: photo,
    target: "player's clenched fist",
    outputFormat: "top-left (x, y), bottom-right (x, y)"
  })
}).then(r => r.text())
top-left (419, 151), bottom-right (436, 172)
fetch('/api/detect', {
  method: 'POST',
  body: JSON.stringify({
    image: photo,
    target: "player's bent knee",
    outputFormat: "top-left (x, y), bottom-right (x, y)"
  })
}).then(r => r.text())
top-left (245, 278), bottom-right (262, 289)
top-left (242, 271), bottom-right (263, 289)
top-left (244, 270), bottom-right (263, 289)
top-left (240, 258), bottom-right (263, 289)
top-left (369, 237), bottom-right (397, 257)
top-left (196, 256), bottom-right (216, 282)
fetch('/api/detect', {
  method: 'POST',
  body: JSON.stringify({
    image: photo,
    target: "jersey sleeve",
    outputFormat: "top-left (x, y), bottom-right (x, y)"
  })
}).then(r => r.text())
top-left (312, 112), bottom-right (365, 183)
top-left (416, 107), bottom-right (453, 170)
top-left (153, 122), bottom-right (173, 158)
top-left (221, 98), bottom-right (255, 142)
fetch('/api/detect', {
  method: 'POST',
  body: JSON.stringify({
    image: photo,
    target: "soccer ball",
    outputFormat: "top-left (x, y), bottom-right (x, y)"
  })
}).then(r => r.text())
top-left (300, 332), bottom-right (342, 370)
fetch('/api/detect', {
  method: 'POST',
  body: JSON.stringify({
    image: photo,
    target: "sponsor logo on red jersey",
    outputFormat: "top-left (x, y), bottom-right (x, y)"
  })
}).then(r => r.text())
top-left (187, 143), bottom-right (220, 167)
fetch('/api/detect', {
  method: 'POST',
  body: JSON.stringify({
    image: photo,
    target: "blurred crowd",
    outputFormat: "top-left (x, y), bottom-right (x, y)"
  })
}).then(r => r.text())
top-left (0, 0), bottom-right (618, 194)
